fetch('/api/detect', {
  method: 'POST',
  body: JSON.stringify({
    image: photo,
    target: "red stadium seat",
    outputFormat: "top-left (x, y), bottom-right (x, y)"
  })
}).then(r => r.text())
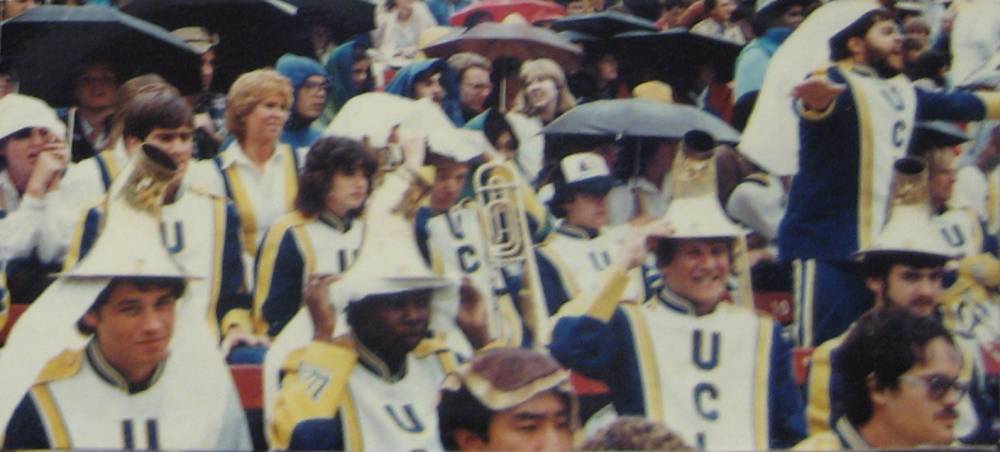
top-left (570, 371), bottom-right (609, 396)
top-left (792, 347), bottom-right (814, 386)
top-left (0, 304), bottom-right (28, 346)
top-left (230, 365), bottom-right (263, 410)
top-left (981, 343), bottom-right (1000, 377)
top-left (753, 291), bottom-right (794, 325)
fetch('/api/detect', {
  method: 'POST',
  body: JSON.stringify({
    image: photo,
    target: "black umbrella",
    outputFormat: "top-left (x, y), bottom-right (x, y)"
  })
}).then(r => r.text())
top-left (0, 5), bottom-right (201, 107)
top-left (422, 22), bottom-right (583, 73)
top-left (122, 0), bottom-right (316, 91)
top-left (611, 29), bottom-right (742, 82)
top-left (550, 11), bottom-right (658, 39)
top-left (285, 0), bottom-right (376, 43)
top-left (542, 98), bottom-right (741, 143)
top-left (120, 0), bottom-right (298, 34)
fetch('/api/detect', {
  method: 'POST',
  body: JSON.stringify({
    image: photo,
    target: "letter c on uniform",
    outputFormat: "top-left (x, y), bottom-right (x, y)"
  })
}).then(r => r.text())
top-left (693, 383), bottom-right (719, 420)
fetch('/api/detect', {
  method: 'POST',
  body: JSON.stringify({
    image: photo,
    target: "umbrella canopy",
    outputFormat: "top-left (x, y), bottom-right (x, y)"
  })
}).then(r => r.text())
top-left (611, 29), bottom-right (742, 82)
top-left (284, 0), bottom-right (376, 42)
top-left (448, 0), bottom-right (566, 26)
top-left (122, 0), bottom-right (307, 91)
top-left (550, 11), bottom-right (658, 38)
top-left (542, 98), bottom-right (741, 143)
top-left (422, 21), bottom-right (582, 72)
top-left (120, 0), bottom-right (298, 33)
top-left (0, 5), bottom-right (201, 107)
top-left (123, 0), bottom-right (376, 91)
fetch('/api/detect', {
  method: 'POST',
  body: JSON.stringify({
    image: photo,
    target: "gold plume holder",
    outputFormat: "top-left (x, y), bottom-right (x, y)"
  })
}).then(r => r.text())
top-left (63, 144), bottom-right (189, 279)
top-left (855, 156), bottom-right (953, 261)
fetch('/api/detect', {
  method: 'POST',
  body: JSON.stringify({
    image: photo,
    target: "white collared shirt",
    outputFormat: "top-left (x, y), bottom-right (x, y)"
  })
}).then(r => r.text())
top-left (186, 141), bottom-right (305, 257)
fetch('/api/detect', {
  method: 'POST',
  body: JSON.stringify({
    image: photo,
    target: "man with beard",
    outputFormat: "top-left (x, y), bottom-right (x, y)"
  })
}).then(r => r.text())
top-left (805, 156), bottom-right (996, 444)
top-left (781, 7), bottom-right (1000, 348)
top-left (796, 308), bottom-right (967, 450)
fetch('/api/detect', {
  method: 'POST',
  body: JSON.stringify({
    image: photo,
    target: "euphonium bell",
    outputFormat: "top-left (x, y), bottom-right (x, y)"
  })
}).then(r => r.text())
top-left (661, 130), bottom-right (746, 239)
top-left (64, 143), bottom-right (188, 279)
top-left (852, 157), bottom-right (953, 261)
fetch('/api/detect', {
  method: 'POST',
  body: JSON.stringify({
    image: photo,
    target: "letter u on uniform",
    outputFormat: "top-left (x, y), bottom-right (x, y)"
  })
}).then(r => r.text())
top-left (939, 225), bottom-right (965, 247)
top-left (692, 330), bottom-right (720, 370)
top-left (385, 404), bottom-right (425, 433)
top-left (160, 222), bottom-right (184, 254)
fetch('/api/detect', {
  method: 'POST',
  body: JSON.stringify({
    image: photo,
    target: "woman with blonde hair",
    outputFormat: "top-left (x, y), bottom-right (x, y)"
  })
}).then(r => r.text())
top-left (507, 58), bottom-right (577, 183)
top-left (188, 69), bottom-right (304, 267)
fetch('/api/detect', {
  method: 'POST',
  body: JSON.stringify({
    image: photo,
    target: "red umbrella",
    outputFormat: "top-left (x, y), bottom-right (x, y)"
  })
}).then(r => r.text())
top-left (448, 0), bottom-right (565, 26)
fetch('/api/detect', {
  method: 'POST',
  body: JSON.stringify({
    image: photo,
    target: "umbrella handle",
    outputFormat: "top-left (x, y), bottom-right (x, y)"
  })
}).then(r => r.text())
top-left (66, 107), bottom-right (76, 146)
top-left (500, 77), bottom-right (507, 113)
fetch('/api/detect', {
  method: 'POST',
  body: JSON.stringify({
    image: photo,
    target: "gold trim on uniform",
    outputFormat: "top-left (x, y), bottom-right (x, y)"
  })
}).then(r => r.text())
top-left (207, 196), bottom-right (227, 338)
top-left (752, 314), bottom-right (774, 449)
top-left (252, 211), bottom-right (311, 335)
top-left (30, 385), bottom-right (70, 448)
top-left (806, 334), bottom-right (843, 434)
top-left (341, 389), bottom-right (363, 451)
top-left (623, 303), bottom-right (664, 421)
top-left (850, 64), bottom-right (877, 251)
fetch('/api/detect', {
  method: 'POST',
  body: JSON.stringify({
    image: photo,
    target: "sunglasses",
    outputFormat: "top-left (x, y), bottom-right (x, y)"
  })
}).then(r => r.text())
top-left (898, 374), bottom-right (969, 401)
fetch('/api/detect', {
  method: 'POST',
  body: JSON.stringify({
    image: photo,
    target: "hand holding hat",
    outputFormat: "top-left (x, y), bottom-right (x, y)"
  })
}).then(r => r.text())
top-left (619, 218), bottom-right (676, 270)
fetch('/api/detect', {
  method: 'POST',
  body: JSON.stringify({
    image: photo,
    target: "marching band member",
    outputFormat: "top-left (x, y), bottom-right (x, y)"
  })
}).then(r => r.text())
top-left (549, 137), bottom-right (806, 450)
top-left (62, 92), bottom-right (250, 350)
top-left (0, 142), bottom-right (251, 449)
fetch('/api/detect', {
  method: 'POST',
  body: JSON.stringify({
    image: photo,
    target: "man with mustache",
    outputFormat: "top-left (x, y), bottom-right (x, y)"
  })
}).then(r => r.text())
top-left (796, 307), bottom-right (967, 449)
top-left (805, 156), bottom-right (996, 444)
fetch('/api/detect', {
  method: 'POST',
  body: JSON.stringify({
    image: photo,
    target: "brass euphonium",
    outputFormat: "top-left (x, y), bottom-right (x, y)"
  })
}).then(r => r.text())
top-left (472, 159), bottom-right (550, 350)
top-left (66, 143), bottom-right (187, 279)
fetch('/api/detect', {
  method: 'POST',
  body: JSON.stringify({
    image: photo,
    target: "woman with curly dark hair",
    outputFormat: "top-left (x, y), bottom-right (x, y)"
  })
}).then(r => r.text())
top-left (252, 136), bottom-right (377, 338)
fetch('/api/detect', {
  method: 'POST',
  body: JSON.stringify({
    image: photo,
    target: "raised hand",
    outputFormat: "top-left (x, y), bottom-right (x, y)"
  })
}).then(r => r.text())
top-left (303, 273), bottom-right (341, 342)
top-left (791, 77), bottom-right (847, 112)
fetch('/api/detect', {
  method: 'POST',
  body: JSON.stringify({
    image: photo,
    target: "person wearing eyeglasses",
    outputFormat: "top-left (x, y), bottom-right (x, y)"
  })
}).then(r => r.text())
top-left (804, 157), bottom-right (997, 445)
top-left (276, 54), bottom-right (329, 151)
top-left (796, 307), bottom-right (967, 449)
top-left (447, 53), bottom-right (492, 125)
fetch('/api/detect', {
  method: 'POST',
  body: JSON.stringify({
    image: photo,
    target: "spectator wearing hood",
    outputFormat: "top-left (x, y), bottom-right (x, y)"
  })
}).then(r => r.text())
top-left (276, 54), bottom-right (328, 150)
top-left (321, 40), bottom-right (375, 125)
top-left (733, 0), bottom-right (807, 102)
top-left (447, 53), bottom-right (493, 124)
top-left (386, 58), bottom-right (464, 125)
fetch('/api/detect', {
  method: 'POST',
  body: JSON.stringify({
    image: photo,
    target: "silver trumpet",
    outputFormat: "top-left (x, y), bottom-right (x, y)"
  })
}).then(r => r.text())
top-left (472, 160), bottom-right (550, 350)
